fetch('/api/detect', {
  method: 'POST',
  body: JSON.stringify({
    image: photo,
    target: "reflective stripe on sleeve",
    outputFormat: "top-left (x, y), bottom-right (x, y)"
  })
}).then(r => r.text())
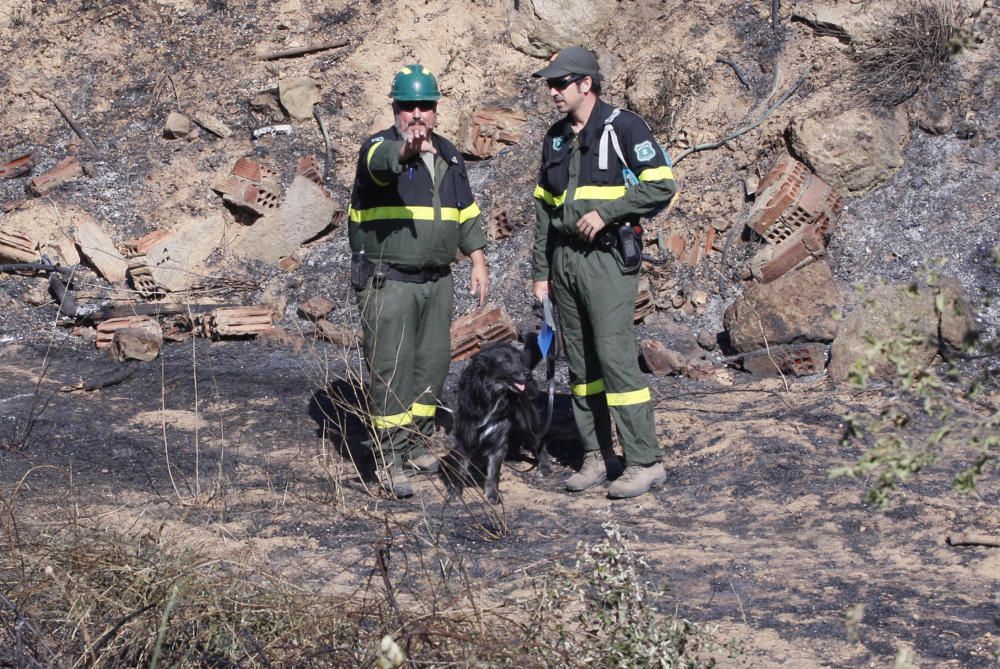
top-left (534, 184), bottom-right (566, 207)
top-left (638, 165), bottom-right (674, 182)
top-left (459, 203), bottom-right (481, 224)
top-left (366, 142), bottom-right (390, 187)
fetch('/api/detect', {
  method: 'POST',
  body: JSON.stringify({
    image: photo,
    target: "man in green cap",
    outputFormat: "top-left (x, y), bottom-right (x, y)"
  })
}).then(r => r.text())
top-left (530, 46), bottom-right (677, 498)
top-left (349, 64), bottom-right (489, 498)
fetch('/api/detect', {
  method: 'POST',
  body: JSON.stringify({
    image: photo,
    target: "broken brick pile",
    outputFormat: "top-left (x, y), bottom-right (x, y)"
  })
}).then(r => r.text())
top-left (211, 156), bottom-right (283, 216)
top-left (746, 154), bottom-right (844, 284)
top-left (449, 306), bottom-right (518, 361)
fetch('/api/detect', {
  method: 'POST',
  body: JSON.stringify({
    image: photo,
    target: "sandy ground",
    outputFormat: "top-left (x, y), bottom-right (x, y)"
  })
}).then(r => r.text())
top-left (1, 339), bottom-right (998, 667)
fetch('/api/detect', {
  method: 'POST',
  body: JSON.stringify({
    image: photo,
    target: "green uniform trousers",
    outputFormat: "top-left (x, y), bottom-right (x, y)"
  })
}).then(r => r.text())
top-left (551, 242), bottom-right (660, 466)
top-left (357, 274), bottom-right (453, 466)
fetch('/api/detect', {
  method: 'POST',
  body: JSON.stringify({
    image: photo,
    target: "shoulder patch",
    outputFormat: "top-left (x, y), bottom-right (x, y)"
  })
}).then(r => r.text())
top-left (370, 136), bottom-right (385, 145)
top-left (633, 140), bottom-right (655, 162)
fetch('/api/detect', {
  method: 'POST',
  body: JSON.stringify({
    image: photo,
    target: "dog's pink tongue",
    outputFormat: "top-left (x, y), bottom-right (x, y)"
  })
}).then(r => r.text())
top-left (514, 382), bottom-right (525, 392)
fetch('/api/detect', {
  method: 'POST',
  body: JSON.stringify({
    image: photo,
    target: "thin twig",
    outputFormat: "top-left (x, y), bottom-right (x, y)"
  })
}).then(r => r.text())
top-left (258, 38), bottom-right (349, 60)
top-left (946, 533), bottom-right (1000, 548)
top-left (0, 262), bottom-right (73, 276)
top-left (375, 535), bottom-right (404, 629)
top-left (0, 592), bottom-right (60, 665)
top-left (673, 66), bottom-right (811, 164)
top-left (715, 57), bottom-right (751, 89)
top-left (314, 106), bottom-right (332, 183)
top-left (31, 88), bottom-right (101, 158)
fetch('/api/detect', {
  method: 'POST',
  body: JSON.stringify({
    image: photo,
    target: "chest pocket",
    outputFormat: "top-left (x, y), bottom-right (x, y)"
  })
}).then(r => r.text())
top-left (541, 147), bottom-right (570, 195)
top-left (443, 163), bottom-right (471, 211)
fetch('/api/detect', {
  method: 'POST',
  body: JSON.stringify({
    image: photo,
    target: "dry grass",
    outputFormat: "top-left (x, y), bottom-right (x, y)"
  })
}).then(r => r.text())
top-left (0, 493), bottom-right (723, 668)
top-left (853, 0), bottom-right (970, 108)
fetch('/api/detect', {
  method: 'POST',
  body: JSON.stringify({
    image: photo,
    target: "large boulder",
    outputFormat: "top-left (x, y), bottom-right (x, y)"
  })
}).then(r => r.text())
top-left (724, 260), bottom-right (843, 353)
top-left (828, 277), bottom-right (976, 383)
top-left (788, 108), bottom-right (909, 195)
top-left (507, 0), bottom-right (615, 57)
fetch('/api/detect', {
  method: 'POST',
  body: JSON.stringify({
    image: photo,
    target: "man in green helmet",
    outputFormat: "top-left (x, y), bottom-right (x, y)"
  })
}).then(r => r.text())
top-left (530, 47), bottom-right (677, 499)
top-left (349, 64), bottom-right (489, 498)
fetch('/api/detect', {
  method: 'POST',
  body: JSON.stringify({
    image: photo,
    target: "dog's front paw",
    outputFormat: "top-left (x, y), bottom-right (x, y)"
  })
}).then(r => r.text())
top-left (485, 490), bottom-right (501, 505)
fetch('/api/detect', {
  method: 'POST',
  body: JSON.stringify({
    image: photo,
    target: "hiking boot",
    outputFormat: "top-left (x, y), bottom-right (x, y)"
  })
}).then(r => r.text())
top-left (376, 465), bottom-right (414, 498)
top-left (406, 453), bottom-right (440, 475)
top-left (607, 462), bottom-right (666, 499)
top-left (565, 450), bottom-right (608, 492)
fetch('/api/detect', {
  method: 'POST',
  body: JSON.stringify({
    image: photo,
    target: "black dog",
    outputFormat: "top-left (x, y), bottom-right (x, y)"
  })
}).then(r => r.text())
top-left (441, 343), bottom-right (540, 504)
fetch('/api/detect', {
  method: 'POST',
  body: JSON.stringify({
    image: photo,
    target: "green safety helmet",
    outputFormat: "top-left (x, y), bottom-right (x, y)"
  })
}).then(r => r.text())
top-left (388, 64), bottom-right (441, 102)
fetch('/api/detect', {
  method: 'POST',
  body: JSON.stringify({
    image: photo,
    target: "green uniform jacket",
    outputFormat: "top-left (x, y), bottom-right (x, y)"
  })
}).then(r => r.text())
top-left (532, 99), bottom-right (676, 280)
top-left (349, 126), bottom-right (486, 269)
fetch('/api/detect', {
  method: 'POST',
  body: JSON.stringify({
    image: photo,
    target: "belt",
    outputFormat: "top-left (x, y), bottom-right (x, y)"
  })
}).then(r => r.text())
top-left (367, 261), bottom-right (451, 284)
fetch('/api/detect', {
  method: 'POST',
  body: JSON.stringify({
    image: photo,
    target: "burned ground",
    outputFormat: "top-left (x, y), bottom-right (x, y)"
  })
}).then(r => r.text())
top-left (2, 0), bottom-right (1000, 667)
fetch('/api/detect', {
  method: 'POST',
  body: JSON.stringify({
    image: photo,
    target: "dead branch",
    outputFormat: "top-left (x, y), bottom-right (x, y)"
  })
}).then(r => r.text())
top-left (48, 273), bottom-right (79, 318)
top-left (375, 527), bottom-right (404, 630)
top-left (314, 106), bottom-right (332, 183)
top-left (715, 57), bottom-right (751, 89)
top-left (0, 262), bottom-right (73, 276)
top-left (946, 533), bottom-right (1000, 548)
top-left (59, 361), bottom-right (139, 393)
top-left (673, 66), bottom-right (812, 165)
top-left (80, 302), bottom-right (241, 323)
top-left (258, 38), bottom-right (349, 60)
top-left (31, 88), bottom-right (101, 158)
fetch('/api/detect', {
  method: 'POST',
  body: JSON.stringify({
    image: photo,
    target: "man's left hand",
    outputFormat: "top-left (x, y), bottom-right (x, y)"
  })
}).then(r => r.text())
top-left (576, 210), bottom-right (607, 243)
top-left (470, 250), bottom-right (489, 307)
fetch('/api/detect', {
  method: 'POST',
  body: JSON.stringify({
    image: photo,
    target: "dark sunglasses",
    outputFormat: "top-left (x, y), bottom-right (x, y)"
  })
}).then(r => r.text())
top-left (546, 74), bottom-right (585, 91)
top-left (396, 100), bottom-right (437, 112)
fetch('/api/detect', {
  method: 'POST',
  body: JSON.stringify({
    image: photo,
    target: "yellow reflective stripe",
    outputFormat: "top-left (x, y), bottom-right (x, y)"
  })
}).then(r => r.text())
top-left (574, 185), bottom-right (628, 200)
top-left (459, 203), bottom-right (481, 224)
top-left (373, 411), bottom-right (413, 429)
top-left (411, 402), bottom-right (437, 418)
top-left (349, 206), bottom-right (437, 223)
top-left (349, 206), bottom-right (464, 224)
top-left (572, 379), bottom-right (605, 396)
top-left (638, 166), bottom-right (674, 182)
top-left (606, 387), bottom-right (651, 406)
top-left (366, 142), bottom-right (389, 187)
top-left (534, 185), bottom-right (566, 207)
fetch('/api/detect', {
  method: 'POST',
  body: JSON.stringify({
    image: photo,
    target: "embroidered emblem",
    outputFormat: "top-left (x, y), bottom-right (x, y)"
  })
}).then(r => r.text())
top-left (634, 140), bottom-right (655, 162)
top-left (371, 136), bottom-right (384, 145)
top-left (552, 136), bottom-right (563, 151)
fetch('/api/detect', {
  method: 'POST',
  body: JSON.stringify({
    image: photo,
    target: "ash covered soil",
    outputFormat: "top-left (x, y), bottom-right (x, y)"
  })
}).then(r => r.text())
top-left (2, 0), bottom-right (1000, 667)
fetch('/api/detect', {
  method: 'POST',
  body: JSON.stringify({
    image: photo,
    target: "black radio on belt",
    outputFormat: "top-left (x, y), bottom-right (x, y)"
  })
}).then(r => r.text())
top-left (618, 223), bottom-right (643, 269)
top-left (596, 223), bottom-right (642, 254)
top-left (350, 250), bottom-right (368, 290)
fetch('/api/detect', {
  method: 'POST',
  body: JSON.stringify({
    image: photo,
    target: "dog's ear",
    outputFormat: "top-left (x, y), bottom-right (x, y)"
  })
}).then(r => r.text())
top-left (521, 333), bottom-right (544, 371)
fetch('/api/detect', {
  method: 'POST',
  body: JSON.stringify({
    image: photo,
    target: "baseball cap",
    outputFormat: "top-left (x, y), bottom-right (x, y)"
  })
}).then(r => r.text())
top-left (531, 46), bottom-right (601, 79)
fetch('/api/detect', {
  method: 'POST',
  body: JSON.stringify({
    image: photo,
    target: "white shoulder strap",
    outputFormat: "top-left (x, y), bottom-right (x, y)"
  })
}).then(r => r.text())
top-left (598, 108), bottom-right (628, 171)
